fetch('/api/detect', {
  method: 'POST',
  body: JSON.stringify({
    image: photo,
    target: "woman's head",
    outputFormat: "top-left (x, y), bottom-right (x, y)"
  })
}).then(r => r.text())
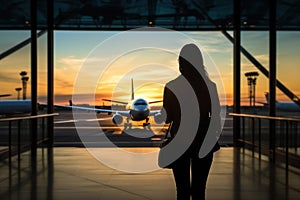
top-left (178, 43), bottom-right (206, 78)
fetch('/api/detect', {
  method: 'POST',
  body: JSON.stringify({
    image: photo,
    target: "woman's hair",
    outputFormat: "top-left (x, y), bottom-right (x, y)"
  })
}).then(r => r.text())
top-left (179, 43), bottom-right (209, 79)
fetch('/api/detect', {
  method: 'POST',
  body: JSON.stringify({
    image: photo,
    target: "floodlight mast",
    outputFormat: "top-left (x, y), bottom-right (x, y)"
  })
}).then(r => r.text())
top-left (245, 72), bottom-right (259, 108)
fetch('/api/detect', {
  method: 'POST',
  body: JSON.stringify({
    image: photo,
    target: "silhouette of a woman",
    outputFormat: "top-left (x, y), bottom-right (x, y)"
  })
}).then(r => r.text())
top-left (162, 43), bottom-right (220, 200)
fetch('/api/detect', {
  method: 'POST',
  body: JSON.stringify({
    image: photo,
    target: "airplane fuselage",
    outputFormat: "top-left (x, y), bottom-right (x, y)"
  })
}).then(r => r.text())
top-left (129, 98), bottom-right (150, 121)
top-left (262, 92), bottom-right (300, 112)
top-left (276, 102), bottom-right (300, 112)
top-left (130, 109), bottom-right (150, 121)
top-left (0, 100), bottom-right (31, 115)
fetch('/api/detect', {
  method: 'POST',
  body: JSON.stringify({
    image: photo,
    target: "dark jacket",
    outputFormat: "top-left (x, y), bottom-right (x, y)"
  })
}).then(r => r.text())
top-left (162, 74), bottom-right (220, 157)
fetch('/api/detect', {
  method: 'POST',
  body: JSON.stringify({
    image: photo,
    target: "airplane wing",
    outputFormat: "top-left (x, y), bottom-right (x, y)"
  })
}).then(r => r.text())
top-left (0, 94), bottom-right (11, 98)
top-left (54, 104), bottom-right (130, 116)
top-left (256, 101), bottom-right (268, 105)
top-left (149, 110), bottom-right (161, 116)
top-left (148, 100), bottom-right (163, 104)
top-left (102, 99), bottom-right (128, 105)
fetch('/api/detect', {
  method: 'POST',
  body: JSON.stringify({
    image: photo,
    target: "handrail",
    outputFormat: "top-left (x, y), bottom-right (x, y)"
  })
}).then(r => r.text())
top-left (0, 113), bottom-right (59, 122)
top-left (229, 113), bottom-right (300, 122)
top-left (230, 112), bottom-right (300, 180)
top-left (0, 113), bottom-right (59, 161)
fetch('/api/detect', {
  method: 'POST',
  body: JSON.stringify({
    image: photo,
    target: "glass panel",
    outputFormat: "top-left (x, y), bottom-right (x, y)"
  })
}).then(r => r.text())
top-left (241, 31), bottom-right (269, 113)
top-left (0, 31), bottom-right (31, 100)
top-left (277, 32), bottom-right (300, 117)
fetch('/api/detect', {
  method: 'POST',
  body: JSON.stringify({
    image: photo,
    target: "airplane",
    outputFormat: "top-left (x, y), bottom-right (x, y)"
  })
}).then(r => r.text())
top-left (257, 92), bottom-right (300, 112)
top-left (0, 100), bottom-right (31, 116)
top-left (56, 79), bottom-right (164, 130)
top-left (0, 93), bottom-right (31, 116)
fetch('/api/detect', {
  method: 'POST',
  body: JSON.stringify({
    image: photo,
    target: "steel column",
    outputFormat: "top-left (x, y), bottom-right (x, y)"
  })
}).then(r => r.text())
top-left (30, 0), bottom-right (38, 160)
top-left (47, 0), bottom-right (54, 148)
top-left (269, 0), bottom-right (277, 162)
top-left (233, 0), bottom-right (241, 146)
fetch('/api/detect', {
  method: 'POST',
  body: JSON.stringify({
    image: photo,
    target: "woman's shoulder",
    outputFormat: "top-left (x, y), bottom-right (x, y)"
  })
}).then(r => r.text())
top-left (166, 75), bottom-right (184, 87)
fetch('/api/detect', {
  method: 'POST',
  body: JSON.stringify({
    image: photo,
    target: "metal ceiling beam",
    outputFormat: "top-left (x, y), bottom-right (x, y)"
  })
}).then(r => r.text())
top-left (277, 1), bottom-right (300, 29)
top-left (148, 0), bottom-right (157, 26)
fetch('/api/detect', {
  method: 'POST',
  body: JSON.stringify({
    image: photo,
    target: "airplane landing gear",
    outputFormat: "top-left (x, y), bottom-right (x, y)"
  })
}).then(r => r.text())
top-left (143, 117), bottom-right (150, 130)
top-left (143, 123), bottom-right (150, 130)
top-left (124, 117), bottom-right (132, 130)
top-left (124, 123), bottom-right (132, 130)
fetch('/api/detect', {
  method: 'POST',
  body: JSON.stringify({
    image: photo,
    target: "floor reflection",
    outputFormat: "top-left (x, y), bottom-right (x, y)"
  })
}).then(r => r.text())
top-left (1, 147), bottom-right (300, 199)
top-left (1, 147), bottom-right (54, 200)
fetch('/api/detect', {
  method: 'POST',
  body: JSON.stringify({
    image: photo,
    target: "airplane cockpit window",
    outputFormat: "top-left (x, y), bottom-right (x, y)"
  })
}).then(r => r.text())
top-left (133, 99), bottom-right (147, 106)
top-left (134, 101), bottom-right (147, 106)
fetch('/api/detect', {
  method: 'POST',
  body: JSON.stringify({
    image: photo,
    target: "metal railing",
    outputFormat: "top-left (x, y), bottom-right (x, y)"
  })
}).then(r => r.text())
top-left (0, 113), bottom-right (58, 161)
top-left (0, 114), bottom-right (57, 199)
top-left (229, 113), bottom-right (300, 176)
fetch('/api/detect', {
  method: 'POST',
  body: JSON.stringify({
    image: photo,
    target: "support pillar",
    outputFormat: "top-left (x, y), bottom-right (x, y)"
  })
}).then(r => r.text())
top-left (30, 0), bottom-right (38, 160)
top-left (47, 0), bottom-right (54, 148)
top-left (269, 0), bottom-right (277, 162)
top-left (233, 0), bottom-right (241, 146)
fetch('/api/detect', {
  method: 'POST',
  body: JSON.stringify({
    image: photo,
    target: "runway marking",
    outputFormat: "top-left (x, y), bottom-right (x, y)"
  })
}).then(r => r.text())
top-left (55, 127), bottom-right (103, 129)
top-left (86, 117), bottom-right (112, 122)
top-left (54, 120), bottom-right (78, 124)
top-left (54, 126), bottom-right (159, 130)
top-left (55, 117), bottom-right (112, 124)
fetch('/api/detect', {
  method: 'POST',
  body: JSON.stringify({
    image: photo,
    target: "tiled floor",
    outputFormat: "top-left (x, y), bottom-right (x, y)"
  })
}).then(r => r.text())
top-left (1, 147), bottom-right (300, 200)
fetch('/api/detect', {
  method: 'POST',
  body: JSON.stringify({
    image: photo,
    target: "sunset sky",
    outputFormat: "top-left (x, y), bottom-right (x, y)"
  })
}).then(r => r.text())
top-left (0, 30), bottom-right (299, 106)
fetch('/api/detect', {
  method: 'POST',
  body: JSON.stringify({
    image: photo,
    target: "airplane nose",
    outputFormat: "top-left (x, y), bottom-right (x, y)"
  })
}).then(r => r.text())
top-left (130, 108), bottom-right (149, 121)
top-left (134, 106), bottom-right (146, 111)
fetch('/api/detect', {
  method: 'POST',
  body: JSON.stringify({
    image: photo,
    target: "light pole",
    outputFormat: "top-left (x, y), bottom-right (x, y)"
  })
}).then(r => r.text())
top-left (20, 71), bottom-right (29, 100)
top-left (15, 87), bottom-right (22, 100)
top-left (245, 72), bottom-right (259, 108)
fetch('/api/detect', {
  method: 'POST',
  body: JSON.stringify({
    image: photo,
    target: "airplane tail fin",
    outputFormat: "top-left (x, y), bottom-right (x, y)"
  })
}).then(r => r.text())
top-left (256, 93), bottom-right (270, 105)
top-left (265, 92), bottom-right (269, 104)
top-left (265, 92), bottom-right (278, 104)
top-left (131, 78), bottom-right (134, 101)
top-left (69, 100), bottom-right (73, 106)
top-left (101, 78), bottom-right (134, 105)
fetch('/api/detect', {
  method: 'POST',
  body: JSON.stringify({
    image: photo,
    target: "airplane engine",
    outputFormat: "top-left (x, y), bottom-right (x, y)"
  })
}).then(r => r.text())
top-left (154, 113), bottom-right (164, 124)
top-left (112, 114), bottom-right (123, 124)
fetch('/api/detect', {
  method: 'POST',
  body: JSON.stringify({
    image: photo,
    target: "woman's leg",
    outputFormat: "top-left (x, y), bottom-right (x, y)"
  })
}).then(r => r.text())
top-left (172, 156), bottom-right (190, 200)
top-left (191, 153), bottom-right (213, 200)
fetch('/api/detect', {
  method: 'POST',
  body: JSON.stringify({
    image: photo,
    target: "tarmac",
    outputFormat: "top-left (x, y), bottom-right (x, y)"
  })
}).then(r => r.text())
top-left (1, 147), bottom-right (300, 200)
